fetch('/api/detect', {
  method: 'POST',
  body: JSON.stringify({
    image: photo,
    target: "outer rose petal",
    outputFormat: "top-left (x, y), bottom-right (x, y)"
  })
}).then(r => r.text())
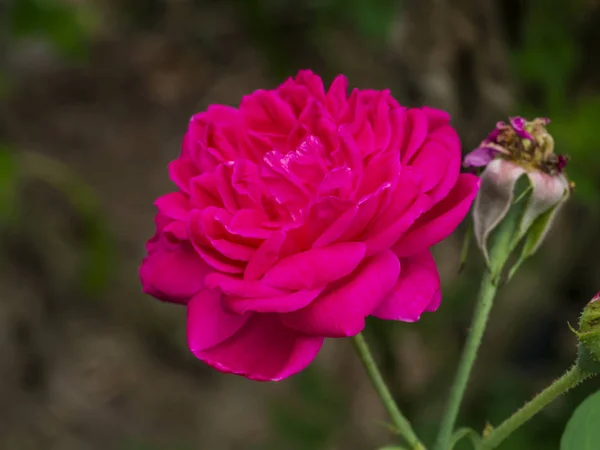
top-left (140, 243), bottom-right (211, 303)
top-left (189, 313), bottom-right (324, 381)
top-left (393, 173), bottom-right (480, 257)
top-left (187, 290), bottom-right (249, 351)
top-left (281, 250), bottom-right (401, 337)
top-left (372, 251), bottom-right (441, 322)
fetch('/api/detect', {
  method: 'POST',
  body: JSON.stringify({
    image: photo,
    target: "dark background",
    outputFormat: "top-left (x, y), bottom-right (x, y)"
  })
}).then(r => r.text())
top-left (1, 0), bottom-right (599, 449)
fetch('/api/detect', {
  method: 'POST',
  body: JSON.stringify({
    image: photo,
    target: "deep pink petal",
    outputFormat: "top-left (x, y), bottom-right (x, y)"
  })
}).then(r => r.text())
top-left (410, 137), bottom-right (461, 203)
top-left (206, 273), bottom-right (287, 298)
top-left (186, 290), bottom-right (249, 351)
top-left (224, 287), bottom-right (325, 314)
top-left (244, 230), bottom-right (287, 280)
top-left (294, 70), bottom-right (326, 103)
top-left (364, 195), bottom-right (432, 256)
top-left (189, 210), bottom-right (246, 274)
top-left (363, 167), bottom-right (431, 255)
top-left (401, 108), bottom-right (429, 164)
top-left (168, 158), bottom-right (200, 194)
top-left (262, 242), bottom-right (367, 290)
top-left (281, 250), bottom-right (400, 337)
top-left (240, 90), bottom-right (296, 136)
top-left (326, 74), bottom-right (349, 119)
top-left (140, 243), bottom-right (211, 304)
top-left (393, 173), bottom-right (480, 257)
top-left (422, 106), bottom-right (450, 130)
top-left (154, 192), bottom-right (190, 220)
top-left (312, 205), bottom-right (358, 248)
top-left (189, 314), bottom-right (323, 381)
top-left (372, 251), bottom-right (441, 322)
top-left (371, 91), bottom-right (392, 152)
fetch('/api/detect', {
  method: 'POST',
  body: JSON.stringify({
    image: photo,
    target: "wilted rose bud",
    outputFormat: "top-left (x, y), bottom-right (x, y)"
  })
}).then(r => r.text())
top-left (464, 117), bottom-right (571, 271)
top-left (575, 292), bottom-right (600, 373)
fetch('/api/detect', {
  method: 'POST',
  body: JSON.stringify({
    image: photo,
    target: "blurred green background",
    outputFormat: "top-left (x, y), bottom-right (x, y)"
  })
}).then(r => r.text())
top-left (1, 0), bottom-right (599, 449)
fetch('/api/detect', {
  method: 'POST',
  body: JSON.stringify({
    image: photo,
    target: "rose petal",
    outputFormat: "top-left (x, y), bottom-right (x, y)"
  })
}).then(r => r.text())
top-left (463, 147), bottom-right (499, 168)
top-left (168, 158), bottom-right (200, 193)
top-left (140, 242), bottom-right (211, 303)
top-left (372, 251), bottom-right (441, 322)
top-left (224, 287), bottom-right (325, 314)
top-left (401, 108), bottom-right (429, 164)
top-left (520, 171), bottom-right (569, 237)
top-left (472, 159), bottom-right (525, 262)
top-left (394, 173), bottom-right (480, 257)
top-left (189, 314), bottom-right (323, 381)
top-left (240, 90), bottom-right (296, 137)
top-left (326, 74), bottom-right (349, 119)
top-left (154, 192), bottom-right (190, 220)
top-left (422, 106), bottom-right (451, 130)
top-left (262, 242), bottom-right (367, 290)
top-left (244, 230), bottom-right (287, 280)
top-left (186, 290), bottom-right (249, 351)
top-left (206, 273), bottom-right (287, 298)
top-left (281, 250), bottom-right (400, 337)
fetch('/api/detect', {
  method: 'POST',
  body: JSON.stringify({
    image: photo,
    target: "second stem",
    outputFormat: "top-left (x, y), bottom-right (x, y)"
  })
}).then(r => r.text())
top-left (351, 333), bottom-right (425, 450)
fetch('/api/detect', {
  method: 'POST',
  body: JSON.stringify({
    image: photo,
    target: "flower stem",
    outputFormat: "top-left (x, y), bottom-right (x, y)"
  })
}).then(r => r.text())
top-left (351, 333), bottom-right (425, 450)
top-left (434, 271), bottom-right (499, 450)
top-left (482, 366), bottom-right (595, 449)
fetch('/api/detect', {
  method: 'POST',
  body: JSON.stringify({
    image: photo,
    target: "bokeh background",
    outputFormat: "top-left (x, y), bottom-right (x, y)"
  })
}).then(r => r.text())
top-left (1, 0), bottom-right (600, 449)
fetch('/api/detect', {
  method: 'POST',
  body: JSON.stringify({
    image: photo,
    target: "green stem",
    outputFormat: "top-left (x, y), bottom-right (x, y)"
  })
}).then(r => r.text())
top-left (434, 271), bottom-right (499, 450)
top-left (482, 366), bottom-right (595, 449)
top-left (351, 333), bottom-right (425, 450)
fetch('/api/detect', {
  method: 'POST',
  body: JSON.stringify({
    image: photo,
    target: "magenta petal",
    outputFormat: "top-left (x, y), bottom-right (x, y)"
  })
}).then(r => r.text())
top-left (312, 205), bottom-right (359, 248)
top-left (189, 314), bottom-right (323, 381)
top-left (394, 174), bottom-right (480, 257)
top-left (140, 243), bottom-right (211, 303)
top-left (187, 290), bottom-right (249, 351)
top-left (401, 108), bottom-right (429, 164)
top-left (364, 195), bottom-right (432, 256)
top-left (205, 273), bottom-right (287, 298)
top-left (422, 106), bottom-right (450, 130)
top-left (224, 287), bottom-right (325, 314)
top-left (168, 158), bottom-right (200, 194)
top-left (262, 242), bottom-right (367, 290)
top-left (244, 231), bottom-right (287, 281)
top-left (463, 147), bottom-right (498, 168)
top-left (281, 250), bottom-right (400, 337)
top-left (154, 192), bottom-right (190, 220)
top-left (372, 251), bottom-right (441, 322)
top-left (326, 75), bottom-right (349, 119)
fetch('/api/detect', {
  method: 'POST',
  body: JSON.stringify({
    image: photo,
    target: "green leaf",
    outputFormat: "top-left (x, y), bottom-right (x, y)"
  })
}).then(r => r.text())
top-left (560, 390), bottom-right (600, 450)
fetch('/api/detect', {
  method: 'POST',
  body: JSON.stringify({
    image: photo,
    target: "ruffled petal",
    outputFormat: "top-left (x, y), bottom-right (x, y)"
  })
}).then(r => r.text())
top-left (187, 290), bottom-right (249, 351)
top-left (372, 251), bottom-right (441, 322)
top-left (262, 242), bottom-right (367, 290)
top-left (140, 243), bottom-right (211, 303)
top-left (189, 314), bottom-right (323, 381)
top-left (224, 287), bottom-right (325, 314)
top-left (394, 173), bottom-right (480, 257)
top-left (281, 250), bottom-right (400, 337)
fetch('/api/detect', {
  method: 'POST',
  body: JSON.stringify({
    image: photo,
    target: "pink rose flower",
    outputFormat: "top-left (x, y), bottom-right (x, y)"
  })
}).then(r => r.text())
top-left (140, 70), bottom-right (480, 381)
